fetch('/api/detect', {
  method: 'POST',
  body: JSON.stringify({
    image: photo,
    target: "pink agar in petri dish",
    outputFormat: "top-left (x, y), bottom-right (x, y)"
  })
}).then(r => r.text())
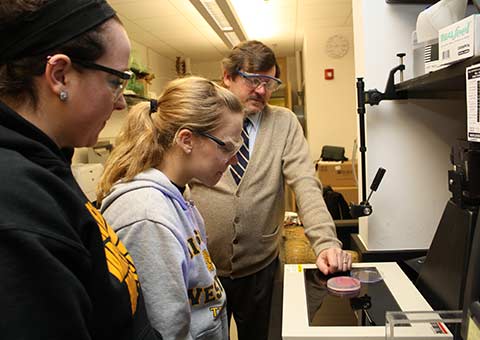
top-left (327, 276), bottom-right (361, 294)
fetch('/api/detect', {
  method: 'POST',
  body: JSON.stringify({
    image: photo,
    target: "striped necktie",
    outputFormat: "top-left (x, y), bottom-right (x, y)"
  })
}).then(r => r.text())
top-left (230, 118), bottom-right (252, 185)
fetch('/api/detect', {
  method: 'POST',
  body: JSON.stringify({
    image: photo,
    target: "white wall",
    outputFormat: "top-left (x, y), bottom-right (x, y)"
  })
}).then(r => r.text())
top-left (303, 24), bottom-right (357, 162)
top-left (191, 60), bottom-right (223, 82)
top-left (146, 47), bottom-right (177, 98)
top-left (353, 0), bottom-right (467, 250)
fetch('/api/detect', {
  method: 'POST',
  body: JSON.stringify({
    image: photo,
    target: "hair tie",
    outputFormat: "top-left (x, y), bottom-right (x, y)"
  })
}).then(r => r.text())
top-left (149, 99), bottom-right (158, 114)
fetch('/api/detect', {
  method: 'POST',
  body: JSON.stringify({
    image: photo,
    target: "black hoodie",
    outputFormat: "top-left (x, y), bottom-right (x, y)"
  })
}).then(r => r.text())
top-left (0, 100), bottom-right (162, 340)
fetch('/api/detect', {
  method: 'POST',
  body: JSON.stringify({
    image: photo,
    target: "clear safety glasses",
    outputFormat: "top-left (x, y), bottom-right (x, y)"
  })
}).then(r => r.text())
top-left (70, 58), bottom-right (133, 102)
top-left (237, 70), bottom-right (282, 92)
top-left (196, 131), bottom-right (243, 159)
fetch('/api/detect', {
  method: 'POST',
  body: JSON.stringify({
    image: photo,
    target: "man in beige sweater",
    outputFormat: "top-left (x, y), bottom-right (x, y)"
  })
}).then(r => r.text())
top-left (189, 40), bottom-right (352, 340)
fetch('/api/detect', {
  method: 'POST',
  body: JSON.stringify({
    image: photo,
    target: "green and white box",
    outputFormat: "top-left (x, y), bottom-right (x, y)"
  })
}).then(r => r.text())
top-left (439, 14), bottom-right (480, 66)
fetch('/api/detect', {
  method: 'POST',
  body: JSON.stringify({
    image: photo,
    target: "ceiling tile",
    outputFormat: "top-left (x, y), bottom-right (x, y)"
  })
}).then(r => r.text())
top-left (112, 1), bottom-right (178, 20)
top-left (111, 0), bottom-right (353, 60)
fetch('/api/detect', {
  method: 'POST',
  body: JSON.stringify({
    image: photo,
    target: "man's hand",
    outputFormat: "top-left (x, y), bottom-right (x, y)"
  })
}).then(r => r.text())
top-left (316, 247), bottom-right (352, 275)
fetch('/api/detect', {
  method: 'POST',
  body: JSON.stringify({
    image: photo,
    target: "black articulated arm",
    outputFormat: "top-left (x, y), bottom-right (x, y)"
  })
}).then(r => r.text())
top-left (352, 53), bottom-right (407, 218)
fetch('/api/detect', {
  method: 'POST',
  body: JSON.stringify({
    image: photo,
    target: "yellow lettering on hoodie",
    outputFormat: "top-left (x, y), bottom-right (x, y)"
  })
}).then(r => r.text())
top-left (85, 202), bottom-right (139, 314)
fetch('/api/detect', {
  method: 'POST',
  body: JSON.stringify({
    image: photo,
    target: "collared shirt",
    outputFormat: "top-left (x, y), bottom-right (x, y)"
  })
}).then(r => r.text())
top-left (245, 110), bottom-right (262, 154)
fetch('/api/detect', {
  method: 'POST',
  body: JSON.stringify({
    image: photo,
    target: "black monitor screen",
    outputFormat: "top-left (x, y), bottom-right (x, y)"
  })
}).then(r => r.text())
top-left (304, 268), bottom-right (402, 327)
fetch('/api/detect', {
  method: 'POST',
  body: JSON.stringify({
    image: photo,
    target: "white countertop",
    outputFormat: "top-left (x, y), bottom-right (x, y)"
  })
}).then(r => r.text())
top-left (282, 262), bottom-right (452, 340)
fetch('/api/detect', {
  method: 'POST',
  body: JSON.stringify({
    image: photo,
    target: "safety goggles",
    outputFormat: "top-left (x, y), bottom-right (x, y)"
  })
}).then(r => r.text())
top-left (196, 131), bottom-right (243, 159)
top-left (70, 58), bottom-right (133, 102)
top-left (237, 70), bottom-right (282, 92)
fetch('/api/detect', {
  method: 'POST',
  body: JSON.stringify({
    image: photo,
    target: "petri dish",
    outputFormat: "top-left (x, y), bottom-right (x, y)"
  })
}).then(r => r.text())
top-left (350, 268), bottom-right (383, 283)
top-left (327, 276), bottom-right (361, 294)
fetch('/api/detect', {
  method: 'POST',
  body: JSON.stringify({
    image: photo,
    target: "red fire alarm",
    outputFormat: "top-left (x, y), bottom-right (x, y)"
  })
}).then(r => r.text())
top-left (324, 68), bottom-right (334, 80)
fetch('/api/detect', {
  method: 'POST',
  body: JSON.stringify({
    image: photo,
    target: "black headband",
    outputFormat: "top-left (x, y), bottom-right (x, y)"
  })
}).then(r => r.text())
top-left (0, 0), bottom-right (115, 63)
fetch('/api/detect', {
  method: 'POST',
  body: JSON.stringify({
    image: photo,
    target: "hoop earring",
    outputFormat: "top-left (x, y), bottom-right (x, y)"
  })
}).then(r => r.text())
top-left (59, 90), bottom-right (68, 102)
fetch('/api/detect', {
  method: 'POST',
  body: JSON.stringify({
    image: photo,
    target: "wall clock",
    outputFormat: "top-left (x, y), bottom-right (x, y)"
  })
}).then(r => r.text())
top-left (325, 34), bottom-right (349, 59)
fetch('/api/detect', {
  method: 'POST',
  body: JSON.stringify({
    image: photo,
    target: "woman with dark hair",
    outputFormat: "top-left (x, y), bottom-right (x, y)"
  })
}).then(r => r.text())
top-left (0, 1), bottom-right (161, 339)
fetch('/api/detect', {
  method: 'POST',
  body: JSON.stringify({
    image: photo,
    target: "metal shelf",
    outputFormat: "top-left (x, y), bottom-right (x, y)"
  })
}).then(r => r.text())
top-left (394, 56), bottom-right (480, 99)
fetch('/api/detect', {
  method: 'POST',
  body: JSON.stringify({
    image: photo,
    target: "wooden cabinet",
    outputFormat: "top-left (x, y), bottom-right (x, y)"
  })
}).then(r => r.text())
top-left (269, 56), bottom-right (292, 110)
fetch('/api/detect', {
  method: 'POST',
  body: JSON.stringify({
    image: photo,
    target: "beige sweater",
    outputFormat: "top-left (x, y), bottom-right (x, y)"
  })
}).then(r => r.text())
top-left (188, 105), bottom-right (341, 278)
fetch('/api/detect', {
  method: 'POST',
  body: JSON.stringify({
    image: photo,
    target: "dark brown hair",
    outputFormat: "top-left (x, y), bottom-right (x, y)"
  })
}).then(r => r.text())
top-left (222, 40), bottom-right (280, 80)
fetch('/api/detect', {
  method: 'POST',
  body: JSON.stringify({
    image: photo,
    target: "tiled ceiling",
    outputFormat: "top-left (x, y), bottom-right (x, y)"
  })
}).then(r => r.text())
top-left (110, 0), bottom-right (352, 62)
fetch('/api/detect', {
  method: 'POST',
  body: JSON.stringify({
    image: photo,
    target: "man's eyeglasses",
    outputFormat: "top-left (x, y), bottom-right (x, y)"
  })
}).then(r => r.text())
top-left (196, 131), bottom-right (242, 159)
top-left (70, 58), bottom-right (133, 102)
top-left (237, 70), bottom-right (282, 92)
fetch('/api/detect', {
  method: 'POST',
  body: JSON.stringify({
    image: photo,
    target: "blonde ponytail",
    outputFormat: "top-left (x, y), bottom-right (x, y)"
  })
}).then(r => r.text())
top-left (97, 76), bottom-right (242, 204)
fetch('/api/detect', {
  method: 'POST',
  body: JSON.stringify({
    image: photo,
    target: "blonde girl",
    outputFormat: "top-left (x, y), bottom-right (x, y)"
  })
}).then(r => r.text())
top-left (97, 76), bottom-right (243, 340)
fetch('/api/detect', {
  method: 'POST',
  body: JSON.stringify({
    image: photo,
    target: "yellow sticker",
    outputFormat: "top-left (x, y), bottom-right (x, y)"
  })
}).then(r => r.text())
top-left (297, 264), bottom-right (302, 272)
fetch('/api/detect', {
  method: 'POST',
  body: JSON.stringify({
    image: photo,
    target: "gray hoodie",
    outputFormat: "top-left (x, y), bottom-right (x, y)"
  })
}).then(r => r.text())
top-left (101, 168), bottom-right (228, 340)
